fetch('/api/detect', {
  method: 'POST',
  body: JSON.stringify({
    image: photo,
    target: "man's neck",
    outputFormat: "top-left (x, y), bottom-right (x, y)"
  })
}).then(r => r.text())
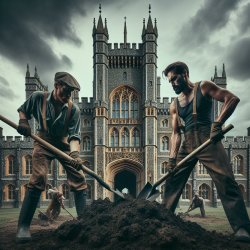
top-left (181, 81), bottom-right (194, 96)
top-left (52, 90), bottom-right (64, 107)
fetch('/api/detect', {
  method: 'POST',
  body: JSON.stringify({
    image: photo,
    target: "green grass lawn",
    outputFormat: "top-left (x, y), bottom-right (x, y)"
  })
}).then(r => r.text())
top-left (0, 208), bottom-right (77, 226)
top-left (1, 206), bottom-right (250, 234)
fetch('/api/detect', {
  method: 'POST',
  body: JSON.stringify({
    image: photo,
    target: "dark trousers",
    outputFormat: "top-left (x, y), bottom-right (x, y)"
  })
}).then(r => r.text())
top-left (27, 132), bottom-right (87, 192)
top-left (164, 126), bottom-right (250, 232)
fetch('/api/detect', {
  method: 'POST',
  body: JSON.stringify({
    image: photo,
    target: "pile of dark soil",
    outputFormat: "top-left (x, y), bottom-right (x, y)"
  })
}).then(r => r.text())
top-left (4, 199), bottom-right (249, 250)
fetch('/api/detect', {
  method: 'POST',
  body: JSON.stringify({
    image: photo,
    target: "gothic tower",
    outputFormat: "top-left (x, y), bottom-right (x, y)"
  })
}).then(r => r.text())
top-left (92, 5), bottom-right (109, 198)
top-left (211, 64), bottom-right (227, 121)
top-left (25, 64), bottom-right (47, 133)
top-left (142, 5), bottom-right (158, 183)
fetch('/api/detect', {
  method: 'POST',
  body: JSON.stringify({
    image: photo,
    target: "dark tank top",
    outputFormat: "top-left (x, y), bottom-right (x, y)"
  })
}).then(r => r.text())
top-left (177, 82), bottom-right (212, 131)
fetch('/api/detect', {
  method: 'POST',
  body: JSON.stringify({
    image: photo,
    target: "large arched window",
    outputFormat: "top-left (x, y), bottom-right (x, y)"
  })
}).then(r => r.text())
top-left (182, 183), bottom-right (191, 200)
top-left (130, 95), bottom-right (139, 119)
top-left (233, 155), bottom-right (243, 175)
top-left (62, 184), bottom-right (69, 199)
top-left (161, 136), bottom-right (169, 151)
top-left (83, 119), bottom-right (91, 127)
top-left (161, 162), bottom-right (168, 174)
top-left (121, 96), bottom-right (129, 118)
top-left (197, 161), bottom-right (208, 175)
top-left (162, 119), bottom-right (168, 128)
top-left (112, 94), bottom-right (120, 118)
top-left (110, 86), bottom-right (139, 119)
top-left (8, 184), bottom-right (15, 200)
top-left (83, 136), bottom-right (91, 151)
top-left (121, 128), bottom-right (129, 147)
top-left (131, 128), bottom-right (140, 147)
top-left (110, 128), bottom-right (119, 147)
top-left (25, 155), bottom-right (32, 175)
top-left (199, 184), bottom-right (211, 200)
top-left (6, 155), bottom-right (15, 175)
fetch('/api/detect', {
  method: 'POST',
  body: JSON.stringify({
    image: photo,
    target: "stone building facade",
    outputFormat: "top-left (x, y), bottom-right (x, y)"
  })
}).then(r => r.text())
top-left (0, 8), bottom-right (250, 208)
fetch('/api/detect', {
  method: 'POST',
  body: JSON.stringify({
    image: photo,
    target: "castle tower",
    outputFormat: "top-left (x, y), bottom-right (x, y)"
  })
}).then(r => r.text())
top-left (92, 5), bottom-right (109, 198)
top-left (211, 64), bottom-right (227, 121)
top-left (25, 64), bottom-right (48, 133)
top-left (142, 5), bottom-right (158, 183)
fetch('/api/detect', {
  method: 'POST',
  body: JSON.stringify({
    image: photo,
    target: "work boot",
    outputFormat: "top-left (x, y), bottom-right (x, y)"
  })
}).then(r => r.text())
top-left (74, 189), bottom-right (87, 218)
top-left (16, 188), bottom-right (41, 243)
top-left (235, 228), bottom-right (250, 242)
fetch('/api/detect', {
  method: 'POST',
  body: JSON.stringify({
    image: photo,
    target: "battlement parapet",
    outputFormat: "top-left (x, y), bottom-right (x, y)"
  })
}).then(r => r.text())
top-left (79, 97), bottom-right (94, 108)
top-left (223, 136), bottom-right (250, 148)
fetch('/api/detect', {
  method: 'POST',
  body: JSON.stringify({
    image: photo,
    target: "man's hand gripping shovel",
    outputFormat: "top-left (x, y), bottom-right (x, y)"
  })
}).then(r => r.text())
top-left (137, 124), bottom-right (234, 201)
top-left (0, 115), bottom-right (125, 200)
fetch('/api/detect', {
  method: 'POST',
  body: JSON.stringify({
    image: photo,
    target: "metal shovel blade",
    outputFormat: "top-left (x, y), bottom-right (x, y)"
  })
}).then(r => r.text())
top-left (113, 189), bottom-right (125, 199)
top-left (146, 190), bottom-right (161, 202)
top-left (137, 182), bottom-right (153, 199)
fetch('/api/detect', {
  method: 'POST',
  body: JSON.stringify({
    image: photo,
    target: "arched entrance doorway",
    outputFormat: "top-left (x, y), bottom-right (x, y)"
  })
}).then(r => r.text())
top-left (114, 170), bottom-right (136, 198)
top-left (106, 159), bottom-right (144, 201)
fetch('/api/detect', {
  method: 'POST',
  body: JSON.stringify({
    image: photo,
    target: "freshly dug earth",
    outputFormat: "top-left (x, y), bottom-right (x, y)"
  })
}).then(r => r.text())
top-left (1, 198), bottom-right (249, 250)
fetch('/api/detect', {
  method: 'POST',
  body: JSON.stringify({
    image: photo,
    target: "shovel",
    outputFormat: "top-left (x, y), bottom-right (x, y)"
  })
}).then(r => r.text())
top-left (0, 114), bottom-right (125, 200)
top-left (138, 124), bottom-right (234, 201)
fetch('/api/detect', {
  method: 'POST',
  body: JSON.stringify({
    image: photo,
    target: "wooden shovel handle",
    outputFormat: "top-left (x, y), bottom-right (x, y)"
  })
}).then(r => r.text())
top-left (0, 114), bottom-right (112, 191)
top-left (152, 124), bottom-right (234, 189)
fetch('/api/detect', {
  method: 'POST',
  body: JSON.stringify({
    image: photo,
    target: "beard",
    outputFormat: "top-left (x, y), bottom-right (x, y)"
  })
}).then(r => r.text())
top-left (173, 77), bottom-right (187, 94)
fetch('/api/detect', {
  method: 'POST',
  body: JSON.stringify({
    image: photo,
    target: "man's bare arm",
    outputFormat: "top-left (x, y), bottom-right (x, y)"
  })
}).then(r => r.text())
top-left (169, 101), bottom-right (182, 159)
top-left (201, 80), bottom-right (240, 124)
top-left (19, 111), bottom-right (28, 120)
top-left (70, 139), bottom-right (80, 153)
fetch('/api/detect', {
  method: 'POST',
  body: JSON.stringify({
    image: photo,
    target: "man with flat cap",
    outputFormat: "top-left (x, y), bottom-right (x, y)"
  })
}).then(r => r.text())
top-left (16, 72), bottom-right (87, 242)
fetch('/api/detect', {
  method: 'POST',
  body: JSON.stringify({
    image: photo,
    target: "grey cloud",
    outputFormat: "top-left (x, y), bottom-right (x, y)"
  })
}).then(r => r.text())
top-left (237, 3), bottom-right (250, 34)
top-left (0, 0), bottom-right (131, 87)
top-left (0, 76), bottom-right (18, 100)
top-left (226, 37), bottom-right (250, 81)
top-left (176, 0), bottom-right (240, 49)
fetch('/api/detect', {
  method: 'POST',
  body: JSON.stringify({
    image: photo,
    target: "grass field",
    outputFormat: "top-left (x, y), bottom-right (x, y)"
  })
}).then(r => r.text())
top-left (1, 206), bottom-right (250, 235)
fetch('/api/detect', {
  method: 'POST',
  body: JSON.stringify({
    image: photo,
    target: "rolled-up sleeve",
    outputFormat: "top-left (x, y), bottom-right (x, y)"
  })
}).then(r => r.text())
top-left (17, 92), bottom-right (42, 120)
top-left (68, 105), bottom-right (81, 143)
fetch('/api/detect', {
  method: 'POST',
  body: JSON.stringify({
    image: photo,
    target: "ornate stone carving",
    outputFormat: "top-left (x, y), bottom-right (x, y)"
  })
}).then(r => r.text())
top-left (106, 152), bottom-right (143, 165)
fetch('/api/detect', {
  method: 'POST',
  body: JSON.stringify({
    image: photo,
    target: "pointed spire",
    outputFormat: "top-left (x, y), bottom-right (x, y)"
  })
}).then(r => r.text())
top-left (222, 63), bottom-right (226, 78)
top-left (104, 18), bottom-right (109, 38)
top-left (124, 16), bottom-right (127, 46)
top-left (96, 4), bottom-right (104, 33)
top-left (142, 18), bottom-right (146, 38)
top-left (154, 18), bottom-right (158, 37)
top-left (214, 66), bottom-right (217, 78)
top-left (34, 66), bottom-right (39, 78)
top-left (26, 64), bottom-right (30, 77)
top-left (92, 18), bottom-right (96, 35)
top-left (146, 4), bottom-right (154, 33)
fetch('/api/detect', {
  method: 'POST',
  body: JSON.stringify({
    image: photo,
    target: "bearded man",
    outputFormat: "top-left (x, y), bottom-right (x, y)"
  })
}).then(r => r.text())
top-left (163, 61), bottom-right (250, 242)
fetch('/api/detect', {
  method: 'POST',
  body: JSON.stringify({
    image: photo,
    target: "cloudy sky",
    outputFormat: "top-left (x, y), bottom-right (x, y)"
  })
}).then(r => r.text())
top-left (0, 0), bottom-right (249, 137)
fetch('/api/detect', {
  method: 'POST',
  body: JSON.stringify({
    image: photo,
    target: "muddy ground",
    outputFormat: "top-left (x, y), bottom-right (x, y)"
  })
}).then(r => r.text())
top-left (0, 199), bottom-right (249, 250)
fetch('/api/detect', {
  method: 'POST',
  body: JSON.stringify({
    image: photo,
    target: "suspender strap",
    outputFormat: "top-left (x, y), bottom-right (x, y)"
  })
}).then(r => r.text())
top-left (192, 82), bottom-right (199, 127)
top-left (42, 92), bottom-right (48, 132)
top-left (174, 98), bottom-right (183, 129)
top-left (63, 99), bottom-right (73, 135)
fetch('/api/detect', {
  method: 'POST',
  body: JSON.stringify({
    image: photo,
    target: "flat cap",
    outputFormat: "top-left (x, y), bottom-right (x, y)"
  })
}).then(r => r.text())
top-left (55, 72), bottom-right (80, 91)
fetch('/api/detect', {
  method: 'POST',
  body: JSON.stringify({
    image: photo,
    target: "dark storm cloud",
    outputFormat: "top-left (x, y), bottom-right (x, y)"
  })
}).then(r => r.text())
top-left (0, 0), bottom-right (129, 83)
top-left (0, 76), bottom-right (18, 100)
top-left (176, 0), bottom-right (240, 49)
top-left (237, 3), bottom-right (250, 33)
top-left (226, 37), bottom-right (250, 81)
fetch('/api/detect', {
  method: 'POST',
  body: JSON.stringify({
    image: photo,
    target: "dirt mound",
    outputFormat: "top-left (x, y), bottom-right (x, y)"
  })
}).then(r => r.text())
top-left (1, 199), bottom-right (248, 250)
